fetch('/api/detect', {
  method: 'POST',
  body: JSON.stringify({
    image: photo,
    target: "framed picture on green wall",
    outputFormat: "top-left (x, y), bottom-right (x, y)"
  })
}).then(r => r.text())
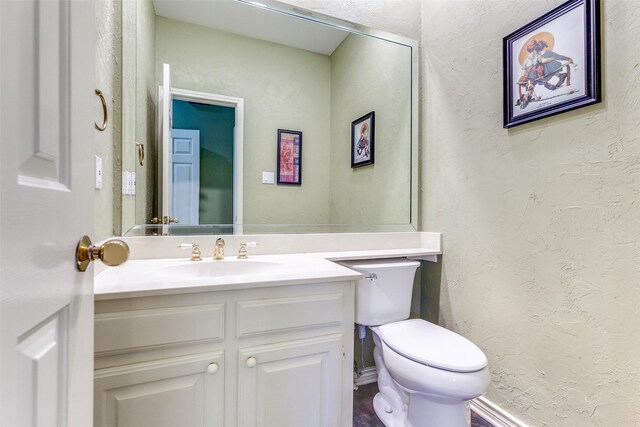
top-left (503, 0), bottom-right (601, 128)
top-left (351, 111), bottom-right (375, 168)
top-left (277, 129), bottom-right (302, 185)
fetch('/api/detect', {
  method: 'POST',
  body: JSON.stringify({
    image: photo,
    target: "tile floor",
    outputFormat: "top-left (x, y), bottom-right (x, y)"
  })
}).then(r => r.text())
top-left (353, 382), bottom-right (494, 427)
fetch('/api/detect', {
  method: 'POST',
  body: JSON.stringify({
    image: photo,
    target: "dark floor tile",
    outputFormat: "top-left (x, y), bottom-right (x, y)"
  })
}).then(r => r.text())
top-left (353, 383), bottom-right (385, 427)
top-left (471, 410), bottom-right (495, 427)
top-left (353, 382), bottom-right (495, 427)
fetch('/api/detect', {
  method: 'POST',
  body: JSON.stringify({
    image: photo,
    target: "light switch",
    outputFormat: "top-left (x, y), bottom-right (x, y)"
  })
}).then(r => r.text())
top-left (95, 156), bottom-right (103, 189)
top-left (126, 171), bottom-right (133, 195)
top-left (262, 171), bottom-right (275, 184)
top-left (123, 171), bottom-right (134, 195)
top-left (122, 171), bottom-right (128, 195)
top-left (131, 172), bottom-right (136, 195)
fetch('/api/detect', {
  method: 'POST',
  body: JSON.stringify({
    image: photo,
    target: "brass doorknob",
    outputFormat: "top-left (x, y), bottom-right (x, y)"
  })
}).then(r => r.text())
top-left (76, 235), bottom-right (130, 272)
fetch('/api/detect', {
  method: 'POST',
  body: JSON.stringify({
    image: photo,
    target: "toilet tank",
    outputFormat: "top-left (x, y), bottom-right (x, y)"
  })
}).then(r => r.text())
top-left (340, 259), bottom-right (420, 326)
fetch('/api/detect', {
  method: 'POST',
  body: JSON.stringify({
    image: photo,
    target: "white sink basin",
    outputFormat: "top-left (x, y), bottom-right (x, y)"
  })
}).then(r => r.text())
top-left (157, 259), bottom-right (286, 279)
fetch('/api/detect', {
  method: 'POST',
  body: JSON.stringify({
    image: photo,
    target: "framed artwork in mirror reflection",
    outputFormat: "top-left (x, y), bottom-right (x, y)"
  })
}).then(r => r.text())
top-left (503, 0), bottom-right (600, 128)
top-left (351, 111), bottom-right (375, 168)
top-left (277, 129), bottom-right (302, 185)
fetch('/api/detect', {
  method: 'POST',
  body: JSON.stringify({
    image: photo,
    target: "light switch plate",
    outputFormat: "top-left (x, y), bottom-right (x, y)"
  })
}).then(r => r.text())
top-left (122, 171), bottom-right (128, 195)
top-left (95, 156), bottom-right (102, 189)
top-left (123, 171), bottom-right (133, 195)
top-left (126, 171), bottom-right (133, 195)
top-left (262, 171), bottom-right (275, 184)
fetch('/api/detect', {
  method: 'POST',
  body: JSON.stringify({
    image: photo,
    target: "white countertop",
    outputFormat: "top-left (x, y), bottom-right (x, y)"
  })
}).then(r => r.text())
top-left (94, 247), bottom-right (440, 301)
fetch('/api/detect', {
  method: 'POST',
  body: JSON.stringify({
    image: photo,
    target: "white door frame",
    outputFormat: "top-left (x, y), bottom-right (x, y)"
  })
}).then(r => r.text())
top-left (158, 87), bottom-right (244, 232)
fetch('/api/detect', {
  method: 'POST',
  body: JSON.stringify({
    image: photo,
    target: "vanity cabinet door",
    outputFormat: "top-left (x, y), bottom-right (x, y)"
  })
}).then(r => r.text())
top-left (237, 335), bottom-right (343, 427)
top-left (94, 352), bottom-right (224, 427)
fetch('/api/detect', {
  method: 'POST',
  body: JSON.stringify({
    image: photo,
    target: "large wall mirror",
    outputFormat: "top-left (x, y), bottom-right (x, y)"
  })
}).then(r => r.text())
top-left (121, 0), bottom-right (418, 236)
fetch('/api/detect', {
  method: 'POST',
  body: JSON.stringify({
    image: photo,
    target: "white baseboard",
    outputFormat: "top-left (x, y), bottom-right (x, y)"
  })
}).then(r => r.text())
top-left (354, 371), bottom-right (527, 427)
top-left (470, 396), bottom-right (528, 427)
top-left (353, 367), bottom-right (377, 387)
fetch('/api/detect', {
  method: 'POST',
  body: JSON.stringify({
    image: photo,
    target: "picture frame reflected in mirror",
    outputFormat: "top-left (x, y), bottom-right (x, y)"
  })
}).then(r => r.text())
top-left (277, 129), bottom-right (302, 186)
top-left (351, 111), bottom-right (375, 168)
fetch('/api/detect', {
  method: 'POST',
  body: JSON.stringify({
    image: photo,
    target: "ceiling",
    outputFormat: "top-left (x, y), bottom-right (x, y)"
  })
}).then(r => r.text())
top-left (152, 0), bottom-right (350, 56)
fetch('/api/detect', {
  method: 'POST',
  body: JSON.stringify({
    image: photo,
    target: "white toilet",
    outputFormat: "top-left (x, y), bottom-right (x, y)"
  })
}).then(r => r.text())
top-left (341, 259), bottom-right (490, 427)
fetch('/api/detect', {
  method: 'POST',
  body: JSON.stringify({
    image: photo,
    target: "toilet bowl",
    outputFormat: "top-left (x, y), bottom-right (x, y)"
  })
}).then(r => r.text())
top-left (340, 259), bottom-right (490, 427)
top-left (372, 320), bottom-right (490, 427)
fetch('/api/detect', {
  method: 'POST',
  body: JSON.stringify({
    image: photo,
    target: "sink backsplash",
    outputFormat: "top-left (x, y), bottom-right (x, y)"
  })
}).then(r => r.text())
top-left (115, 232), bottom-right (441, 261)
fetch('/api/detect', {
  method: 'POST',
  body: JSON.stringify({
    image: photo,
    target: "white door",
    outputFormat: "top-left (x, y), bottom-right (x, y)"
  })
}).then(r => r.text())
top-left (171, 129), bottom-right (201, 225)
top-left (1, 1), bottom-right (95, 426)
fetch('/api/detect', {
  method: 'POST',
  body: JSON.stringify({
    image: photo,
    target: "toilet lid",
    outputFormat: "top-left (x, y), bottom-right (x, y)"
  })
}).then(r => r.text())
top-left (377, 319), bottom-right (488, 373)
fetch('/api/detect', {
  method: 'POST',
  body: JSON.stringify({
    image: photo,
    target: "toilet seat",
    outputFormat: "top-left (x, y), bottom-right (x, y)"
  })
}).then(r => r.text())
top-left (376, 319), bottom-right (487, 373)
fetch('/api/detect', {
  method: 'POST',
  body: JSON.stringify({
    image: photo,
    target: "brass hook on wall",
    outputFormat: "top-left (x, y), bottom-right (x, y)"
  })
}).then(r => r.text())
top-left (136, 142), bottom-right (145, 166)
top-left (95, 89), bottom-right (108, 131)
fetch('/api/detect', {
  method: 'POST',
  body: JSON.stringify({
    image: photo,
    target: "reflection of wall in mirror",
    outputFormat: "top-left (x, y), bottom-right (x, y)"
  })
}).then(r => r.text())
top-left (96, 0), bottom-right (157, 238)
top-left (121, 0), bottom-right (137, 234)
top-left (156, 16), bottom-right (332, 225)
top-left (134, 0), bottom-right (158, 228)
top-left (330, 34), bottom-right (411, 225)
top-left (155, 17), bottom-right (411, 226)
top-left (94, 0), bottom-right (121, 240)
top-left (96, 0), bottom-right (420, 237)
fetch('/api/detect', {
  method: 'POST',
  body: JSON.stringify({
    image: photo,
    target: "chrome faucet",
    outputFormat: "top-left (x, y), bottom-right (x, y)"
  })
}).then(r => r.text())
top-left (214, 238), bottom-right (225, 260)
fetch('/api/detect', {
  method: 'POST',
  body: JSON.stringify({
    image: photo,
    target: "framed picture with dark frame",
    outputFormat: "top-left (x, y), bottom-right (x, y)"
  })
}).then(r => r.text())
top-left (351, 111), bottom-right (375, 168)
top-left (503, 0), bottom-right (601, 128)
top-left (276, 129), bottom-right (302, 185)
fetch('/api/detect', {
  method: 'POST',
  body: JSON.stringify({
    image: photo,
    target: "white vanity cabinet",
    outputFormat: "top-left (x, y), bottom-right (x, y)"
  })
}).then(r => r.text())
top-left (94, 351), bottom-right (225, 427)
top-left (93, 280), bottom-right (355, 427)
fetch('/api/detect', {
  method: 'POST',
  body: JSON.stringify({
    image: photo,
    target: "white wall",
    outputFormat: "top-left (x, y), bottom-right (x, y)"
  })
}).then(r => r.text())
top-left (423, 0), bottom-right (640, 425)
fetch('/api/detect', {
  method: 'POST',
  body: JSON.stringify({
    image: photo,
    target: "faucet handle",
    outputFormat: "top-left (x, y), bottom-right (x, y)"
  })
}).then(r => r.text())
top-left (190, 243), bottom-right (202, 261)
top-left (238, 242), bottom-right (258, 259)
top-left (178, 243), bottom-right (202, 261)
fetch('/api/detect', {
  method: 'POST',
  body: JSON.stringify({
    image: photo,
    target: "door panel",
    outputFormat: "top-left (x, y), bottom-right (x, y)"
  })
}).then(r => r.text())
top-left (94, 352), bottom-right (224, 427)
top-left (16, 310), bottom-right (68, 427)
